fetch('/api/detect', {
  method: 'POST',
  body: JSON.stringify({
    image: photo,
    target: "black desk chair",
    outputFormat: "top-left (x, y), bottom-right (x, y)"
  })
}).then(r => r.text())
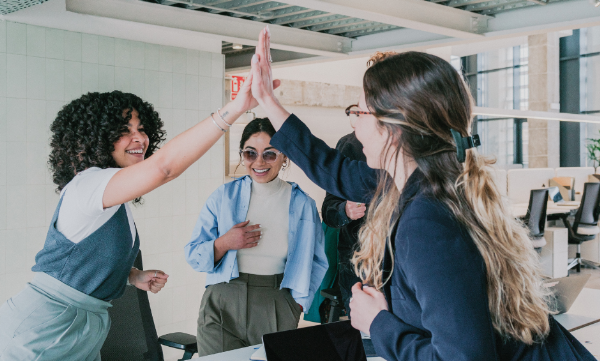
top-left (522, 189), bottom-right (549, 252)
top-left (101, 250), bottom-right (197, 361)
top-left (561, 182), bottom-right (600, 273)
top-left (320, 287), bottom-right (344, 323)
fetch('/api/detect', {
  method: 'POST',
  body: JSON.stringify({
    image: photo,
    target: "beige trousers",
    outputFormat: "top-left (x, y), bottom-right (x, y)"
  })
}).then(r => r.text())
top-left (196, 273), bottom-right (302, 357)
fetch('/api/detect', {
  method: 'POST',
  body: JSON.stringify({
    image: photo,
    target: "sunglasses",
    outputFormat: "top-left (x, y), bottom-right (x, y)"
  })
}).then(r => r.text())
top-left (345, 104), bottom-right (372, 126)
top-left (240, 149), bottom-right (283, 163)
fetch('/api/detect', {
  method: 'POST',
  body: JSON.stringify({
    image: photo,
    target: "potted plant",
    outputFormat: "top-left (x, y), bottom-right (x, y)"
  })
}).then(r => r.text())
top-left (586, 132), bottom-right (600, 168)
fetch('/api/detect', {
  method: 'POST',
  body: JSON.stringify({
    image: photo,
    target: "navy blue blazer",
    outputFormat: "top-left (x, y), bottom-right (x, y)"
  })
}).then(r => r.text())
top-left (270, 114), bottom-right (595, 361)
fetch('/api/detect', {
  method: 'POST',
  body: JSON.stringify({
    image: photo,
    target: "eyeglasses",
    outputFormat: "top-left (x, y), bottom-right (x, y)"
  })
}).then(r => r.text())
top-left (240, 149), bottom-right (283, 163)
top-left (345, 104), bottom-right (372, 126)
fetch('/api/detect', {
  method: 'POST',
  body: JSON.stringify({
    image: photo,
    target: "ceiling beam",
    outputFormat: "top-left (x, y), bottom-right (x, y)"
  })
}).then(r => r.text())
top-left (486, 0), bottom-right (600, 35)
top-left (277, 0), bottom-right (488, 39)
top-left (271, 11), bottom-right (329, 25)
top-left (162, 0), bottom-right (262, 17)
top-left (0, 0), bottom-right (223, 53)
top-left (65, 0), bottom-right (352, 57)
top-left (259, 7), bottom-right (312, 21)
top-left (474, 107), bottom-right (600, 124)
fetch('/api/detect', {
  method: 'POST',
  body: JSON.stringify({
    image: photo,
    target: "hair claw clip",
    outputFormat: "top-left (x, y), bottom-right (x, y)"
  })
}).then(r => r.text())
top-left (450, 129), bottom-right (481, 163)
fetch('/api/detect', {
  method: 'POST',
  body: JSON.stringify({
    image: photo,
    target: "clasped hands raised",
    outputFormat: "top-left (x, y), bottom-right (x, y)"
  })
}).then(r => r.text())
top-left (231, 27), bottom-right (289, 123)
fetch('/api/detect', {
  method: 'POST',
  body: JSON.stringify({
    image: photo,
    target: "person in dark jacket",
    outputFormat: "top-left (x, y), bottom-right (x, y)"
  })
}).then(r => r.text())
top-left (244, 27), bottom-right (595, 360)
top-left (321, 131), bottom-right (366, 315)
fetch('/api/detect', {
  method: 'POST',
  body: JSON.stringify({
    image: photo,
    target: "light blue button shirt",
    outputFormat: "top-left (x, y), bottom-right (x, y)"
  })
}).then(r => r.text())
top-left (184, 176), bottom-right (328, 310)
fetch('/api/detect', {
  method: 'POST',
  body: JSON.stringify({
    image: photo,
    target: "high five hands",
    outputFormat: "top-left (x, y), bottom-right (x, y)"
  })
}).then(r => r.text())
top-left (230, 26), bottom-right (282, 115)
top-left (240, 27), bottom-right (291, 130)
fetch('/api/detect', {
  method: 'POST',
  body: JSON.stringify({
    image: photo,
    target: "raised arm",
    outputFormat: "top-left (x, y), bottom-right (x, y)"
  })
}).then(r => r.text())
top-left (103, 101), bottom-right (243, 208)
top-left (249, 29), bottom-right (377, 202)
top-left (271, 114), bottom-right (377, 203)
top-left (103, 67), bottom-right (280, 208)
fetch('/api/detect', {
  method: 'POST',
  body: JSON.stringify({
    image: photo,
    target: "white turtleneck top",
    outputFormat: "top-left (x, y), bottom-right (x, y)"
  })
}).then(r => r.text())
top-left (237, 176), bottom-right (292, 275)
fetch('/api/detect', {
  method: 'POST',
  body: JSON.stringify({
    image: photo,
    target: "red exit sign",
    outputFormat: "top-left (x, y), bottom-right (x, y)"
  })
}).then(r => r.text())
top-left (230, 75), bottom-right (246, 101)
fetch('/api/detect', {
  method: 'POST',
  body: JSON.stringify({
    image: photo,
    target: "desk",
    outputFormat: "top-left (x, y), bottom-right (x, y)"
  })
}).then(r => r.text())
top-left (190, 345), bottom-right (385, 361)
top-left (554, 288), bottom-right (600, 332)
top-left (571, 321), bottom-right (600, 358)
top-left (511, 202), bottom-right (579, 278)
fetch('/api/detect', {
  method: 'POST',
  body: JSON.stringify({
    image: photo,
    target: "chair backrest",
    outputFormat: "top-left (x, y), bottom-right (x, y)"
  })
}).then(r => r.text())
top-left (101, 250), bottom-right (164, 361)
top-left (524, 189), bottom-right (549, 239)
top-left (574, 182), bottom-right (600, 228)
top-left (556, 167), bottom-right (595, 201)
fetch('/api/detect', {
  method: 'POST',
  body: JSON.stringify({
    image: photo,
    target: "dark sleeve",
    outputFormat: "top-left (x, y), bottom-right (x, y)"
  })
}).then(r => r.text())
top-left (370, 213), bottom-right (497, 360)
top-left (270, 114), bottom-right (377, 203)
top-left (321, 192), bottom-right (350, 228)
top-left (321, 136), bottom-right (352, 228)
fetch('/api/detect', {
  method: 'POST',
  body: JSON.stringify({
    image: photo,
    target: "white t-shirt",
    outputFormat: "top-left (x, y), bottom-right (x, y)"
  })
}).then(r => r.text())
top-left (56, 167), bottom-right (137, 246)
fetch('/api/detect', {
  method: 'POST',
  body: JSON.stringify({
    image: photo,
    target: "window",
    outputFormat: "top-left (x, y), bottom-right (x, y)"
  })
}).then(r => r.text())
top-left (560, 27), bottom-right (600, 167)
top-left (460, 44), bottom-right (529, 167)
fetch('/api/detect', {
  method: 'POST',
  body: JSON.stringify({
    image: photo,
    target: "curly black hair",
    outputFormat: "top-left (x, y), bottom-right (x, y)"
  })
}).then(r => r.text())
top-left (49, 91), bottom-right (166, 195)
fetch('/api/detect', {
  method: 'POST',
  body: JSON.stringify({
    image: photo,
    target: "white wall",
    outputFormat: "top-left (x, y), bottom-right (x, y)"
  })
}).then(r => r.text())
top-left (0, 20), bottom-right (225, 361)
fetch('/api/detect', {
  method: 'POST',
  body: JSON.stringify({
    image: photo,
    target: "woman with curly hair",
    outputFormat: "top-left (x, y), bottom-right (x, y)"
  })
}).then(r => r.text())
top-left (0, 72), bottom-right (268, 360)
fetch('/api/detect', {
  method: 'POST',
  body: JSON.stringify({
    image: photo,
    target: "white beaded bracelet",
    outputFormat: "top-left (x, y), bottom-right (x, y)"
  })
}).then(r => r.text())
top-left (126, 267), bottom-right (138, 286)
top-left (211, 113), bottom-right (226, 132)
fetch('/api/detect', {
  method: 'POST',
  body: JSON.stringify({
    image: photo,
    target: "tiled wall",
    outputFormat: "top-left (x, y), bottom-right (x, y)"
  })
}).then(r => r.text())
top-left (0, 20), bottom-right (225, 361)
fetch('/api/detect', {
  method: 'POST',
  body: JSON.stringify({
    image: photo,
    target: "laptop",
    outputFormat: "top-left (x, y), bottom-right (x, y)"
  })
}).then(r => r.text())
top-left (251, 320), bottom-right (373, 361)
top-left (543, 274), bottom-right (591, 313)
top-left (547, 186), bottom-right (580, 206)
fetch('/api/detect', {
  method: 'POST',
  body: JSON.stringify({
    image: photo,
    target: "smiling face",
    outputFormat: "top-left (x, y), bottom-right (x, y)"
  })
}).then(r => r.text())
top-left (242, 132), bottom-right (286, 183)
top-left (354, 90), bottom-right (397, 171)
top-left (111, 108), bottom-right (149, 168)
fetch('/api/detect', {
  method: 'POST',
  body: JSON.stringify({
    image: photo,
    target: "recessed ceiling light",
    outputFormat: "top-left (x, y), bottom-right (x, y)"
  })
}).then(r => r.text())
top-left (232, 44), bottom-right (243, 50)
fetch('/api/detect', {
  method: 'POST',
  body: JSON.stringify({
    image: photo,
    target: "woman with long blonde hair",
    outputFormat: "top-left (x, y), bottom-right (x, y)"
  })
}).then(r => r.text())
top-left (246, 27), bottom-right (594, 360)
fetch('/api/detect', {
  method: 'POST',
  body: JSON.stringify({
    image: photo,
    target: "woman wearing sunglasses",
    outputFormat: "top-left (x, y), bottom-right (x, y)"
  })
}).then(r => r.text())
top-left (185, 117), bottom-right (327, 356)
top-left (245, 28), bottom-right (595, 360)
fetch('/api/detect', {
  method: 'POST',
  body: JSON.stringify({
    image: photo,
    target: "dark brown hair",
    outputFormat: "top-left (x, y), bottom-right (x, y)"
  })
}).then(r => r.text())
top-left (354, 51), bottom-right (551, 344)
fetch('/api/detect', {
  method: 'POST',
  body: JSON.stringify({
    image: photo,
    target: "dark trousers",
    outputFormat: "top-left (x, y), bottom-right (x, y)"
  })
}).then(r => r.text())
top-left (338, 250), bottom-right (362, 317)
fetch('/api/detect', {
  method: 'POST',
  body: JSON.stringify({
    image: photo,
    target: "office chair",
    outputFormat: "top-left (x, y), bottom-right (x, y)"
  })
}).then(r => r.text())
top-left (101, 250), bottom-right (198, 361)
top-left (320, 287), bottom-right (344, 323)
top-left (561, 182), bottom-right (600, 273)
top-left (522, 189), bottom-right (549, 252)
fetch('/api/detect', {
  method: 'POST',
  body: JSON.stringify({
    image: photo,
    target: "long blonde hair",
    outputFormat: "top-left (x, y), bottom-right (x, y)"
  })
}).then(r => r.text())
top-left (352, 51), bottom-right (552, 344)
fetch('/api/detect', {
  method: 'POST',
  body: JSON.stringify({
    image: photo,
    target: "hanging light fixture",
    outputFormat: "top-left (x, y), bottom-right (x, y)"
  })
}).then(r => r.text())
top-left (232, 44), bottom-right (243, 50)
